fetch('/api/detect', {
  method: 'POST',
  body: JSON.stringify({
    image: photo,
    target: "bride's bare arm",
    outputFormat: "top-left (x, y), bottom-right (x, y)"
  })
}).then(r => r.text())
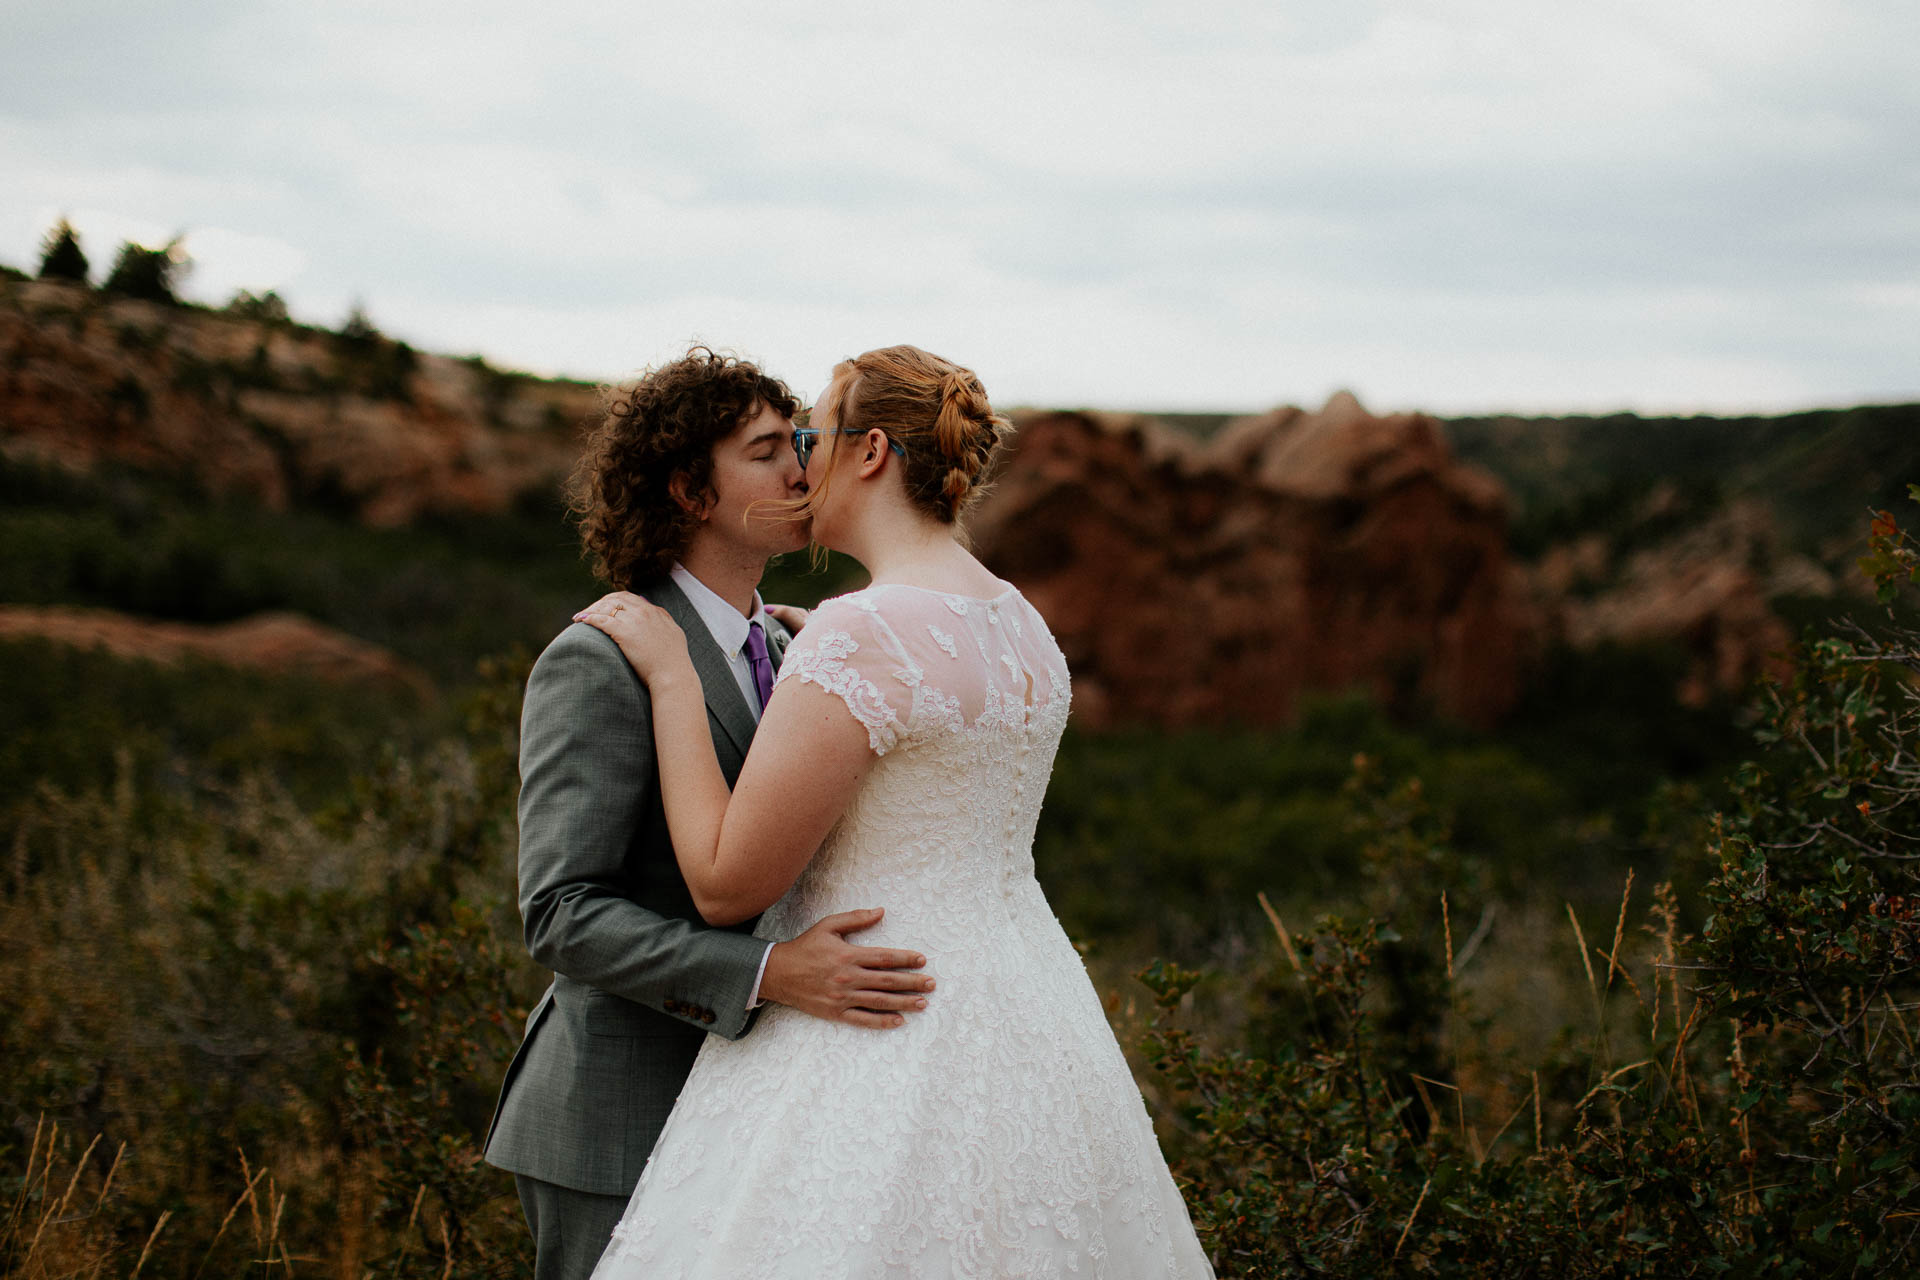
top-left (657, 675), bottom-right (874, 923)
top-left (577, 593), bottom-right (877, 925)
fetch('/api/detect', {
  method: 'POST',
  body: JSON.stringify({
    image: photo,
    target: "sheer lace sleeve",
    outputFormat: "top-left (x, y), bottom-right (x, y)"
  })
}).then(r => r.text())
top-left (771, 593), bottom-right (920, 755)
top-left (773, 585), bottom-right (1061, 756)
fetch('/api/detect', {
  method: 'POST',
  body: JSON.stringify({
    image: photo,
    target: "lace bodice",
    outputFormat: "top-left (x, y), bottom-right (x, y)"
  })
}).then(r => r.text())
top-left (763, 583), bottom-right (1072, 941)
top-left (595, 584), bottom-right (1215, 1279)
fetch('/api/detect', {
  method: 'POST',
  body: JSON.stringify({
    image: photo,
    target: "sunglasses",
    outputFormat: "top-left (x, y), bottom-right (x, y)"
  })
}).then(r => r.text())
top-left (790, 426), bottom-right (906, 472)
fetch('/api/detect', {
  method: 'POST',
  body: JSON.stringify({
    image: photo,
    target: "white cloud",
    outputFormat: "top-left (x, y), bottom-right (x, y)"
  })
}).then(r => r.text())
top-left (178, 226), bottom-right (308, 301)
top-left (0, 0), bottom-right (1914, 413)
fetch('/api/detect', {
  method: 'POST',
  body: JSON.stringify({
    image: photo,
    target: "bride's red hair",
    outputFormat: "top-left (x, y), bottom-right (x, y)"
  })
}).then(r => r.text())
top-left (796, 345), bottom-right (1012, 531)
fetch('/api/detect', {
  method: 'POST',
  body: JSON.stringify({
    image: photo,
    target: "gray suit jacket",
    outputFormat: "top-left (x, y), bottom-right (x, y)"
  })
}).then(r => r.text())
top-left (483, 577), bottom-right (789, 1196)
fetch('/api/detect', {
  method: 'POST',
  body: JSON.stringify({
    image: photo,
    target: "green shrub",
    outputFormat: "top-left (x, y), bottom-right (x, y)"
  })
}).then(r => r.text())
top-left (1141, 497), bottom-right (1920, 1276)
top-left (0, 654), bottom-right (537, 1274)
top-left (334, 306), bottom-right (416, 400)
top-left (342, 902), bottom-right (532, 1277)
top-left (0, 453), bottom-right (600, 682)
top-left (1031, 685), bottom-right (1729, 963)
top-left (227, 289), bottom-right (290, 325)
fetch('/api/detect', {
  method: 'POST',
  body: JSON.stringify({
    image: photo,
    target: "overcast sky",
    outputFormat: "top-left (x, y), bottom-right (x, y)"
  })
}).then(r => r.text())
top-left (3, 0), bottom-right (1914, 414)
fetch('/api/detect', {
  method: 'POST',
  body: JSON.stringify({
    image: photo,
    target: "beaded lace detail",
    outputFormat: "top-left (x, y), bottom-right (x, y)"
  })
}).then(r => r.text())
top-left (593, 584), bottom-right (1214, 1279)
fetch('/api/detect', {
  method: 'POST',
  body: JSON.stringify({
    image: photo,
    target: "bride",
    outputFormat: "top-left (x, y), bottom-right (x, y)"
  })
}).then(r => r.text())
top-left (575, 345), bottom-right (1215, 1278)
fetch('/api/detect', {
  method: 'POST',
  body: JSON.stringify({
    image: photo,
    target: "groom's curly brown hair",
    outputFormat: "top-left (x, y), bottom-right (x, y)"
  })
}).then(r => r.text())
top-left (568, 347), bottom-right (802, 590)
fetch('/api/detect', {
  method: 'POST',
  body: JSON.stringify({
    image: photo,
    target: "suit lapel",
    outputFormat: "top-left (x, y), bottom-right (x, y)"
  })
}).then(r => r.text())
top-left (645, 579), bottom-right (758, 764)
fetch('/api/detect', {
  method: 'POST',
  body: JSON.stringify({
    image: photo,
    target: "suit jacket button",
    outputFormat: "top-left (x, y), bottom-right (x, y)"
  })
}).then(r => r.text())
top-left (701, 1010), bottom-right (715, 1024)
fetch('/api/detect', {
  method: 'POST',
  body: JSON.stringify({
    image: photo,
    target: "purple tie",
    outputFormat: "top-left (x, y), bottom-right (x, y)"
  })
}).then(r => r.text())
top-left (744, 618), bottom-right (775, 712)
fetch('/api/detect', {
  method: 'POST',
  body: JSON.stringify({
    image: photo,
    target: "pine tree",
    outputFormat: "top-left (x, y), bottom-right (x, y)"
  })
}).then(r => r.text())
top-left (102, 237), bottom-right (188, 303)
top-left (37, 217), bottom-right (90, 284)
top-left (340, 302), bottom-right (380, 344)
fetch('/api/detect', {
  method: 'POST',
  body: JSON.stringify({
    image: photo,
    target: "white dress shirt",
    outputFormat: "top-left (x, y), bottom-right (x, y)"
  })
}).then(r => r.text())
top-left (668, 564), bottom-right (776, 1007)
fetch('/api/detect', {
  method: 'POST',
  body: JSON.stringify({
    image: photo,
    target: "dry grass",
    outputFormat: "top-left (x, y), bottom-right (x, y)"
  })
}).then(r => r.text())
top-left (4, 1121), bottom-right (124, 1278)
top-left (1130, 868), bottom-right (1721, 1169)
top-left (2, 739), bottom-right (532, 1277)
top-left (2, 1122), bottom-right (497, 1279)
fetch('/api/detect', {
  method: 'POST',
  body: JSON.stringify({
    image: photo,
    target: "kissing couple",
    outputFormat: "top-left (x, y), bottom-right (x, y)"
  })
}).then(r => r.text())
top-left (483, 344), bottom-right (1215, 1278)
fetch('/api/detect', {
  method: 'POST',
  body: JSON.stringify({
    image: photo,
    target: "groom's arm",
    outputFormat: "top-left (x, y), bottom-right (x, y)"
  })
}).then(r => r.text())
top-left (517, 624), bottom-right (766, 1039)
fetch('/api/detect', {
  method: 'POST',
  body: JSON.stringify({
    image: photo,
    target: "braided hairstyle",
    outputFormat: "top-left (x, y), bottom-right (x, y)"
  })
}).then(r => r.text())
top-left (816, 345), bottom-right (1012, 525)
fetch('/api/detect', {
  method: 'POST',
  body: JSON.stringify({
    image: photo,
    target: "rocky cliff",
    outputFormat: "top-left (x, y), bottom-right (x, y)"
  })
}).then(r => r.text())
top-left (973, 394), bottom-right (1539, 728)
top-left (1527, 496), bottom-right (1809, 707)
top-left (0, 278), bottom-right (594, 525)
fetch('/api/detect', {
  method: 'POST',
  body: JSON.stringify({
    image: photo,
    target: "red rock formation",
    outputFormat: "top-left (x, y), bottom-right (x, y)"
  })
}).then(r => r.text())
top-left (972, 393), bottom-right (1540, 728)
top-left (1531, 500), bottom-right (1798, 707)
top-left (0, 278), bottom-right (595, 524)
top-left (0, 605), bottom-right (432, 696)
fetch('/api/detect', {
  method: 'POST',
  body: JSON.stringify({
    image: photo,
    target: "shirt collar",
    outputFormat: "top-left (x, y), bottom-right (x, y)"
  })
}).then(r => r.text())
top-left (670, 564), bottom-right (765, 660)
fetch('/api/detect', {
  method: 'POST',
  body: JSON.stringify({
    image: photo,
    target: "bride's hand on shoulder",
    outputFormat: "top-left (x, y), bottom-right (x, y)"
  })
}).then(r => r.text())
top-left (575, 592), bottom-right (694, 687)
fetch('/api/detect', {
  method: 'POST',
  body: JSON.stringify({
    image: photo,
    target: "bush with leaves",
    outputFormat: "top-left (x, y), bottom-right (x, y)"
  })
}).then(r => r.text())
top-left (1138, 780), bottom-right (1726, 1275)
top-left (1684, 493), bottom-right (1920, 1271)
top-left (342, 902), bottom-right (531, 1278)
top-left (1140, 496), bottom-right (1920, 1276)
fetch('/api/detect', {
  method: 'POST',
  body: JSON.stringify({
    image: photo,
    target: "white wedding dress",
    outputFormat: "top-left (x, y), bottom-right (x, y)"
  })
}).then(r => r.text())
top-left (592, 583), bottom-right (1215, 1279)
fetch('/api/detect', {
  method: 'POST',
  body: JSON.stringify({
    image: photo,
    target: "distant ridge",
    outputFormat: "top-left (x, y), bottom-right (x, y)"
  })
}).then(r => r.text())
top-left (0, 275), bottom-right (597, 525)
top-left (6, 270), bottom-right (1913, 727)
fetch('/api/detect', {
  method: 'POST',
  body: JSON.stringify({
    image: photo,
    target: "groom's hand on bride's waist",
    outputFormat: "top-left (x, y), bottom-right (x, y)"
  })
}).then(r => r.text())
top-left (759, 907), bottom-right (933, 1030)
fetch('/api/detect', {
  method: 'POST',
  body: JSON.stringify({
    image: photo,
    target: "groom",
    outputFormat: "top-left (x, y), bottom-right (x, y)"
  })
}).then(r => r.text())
top-left (484, 348), bottom-right (935, 1280)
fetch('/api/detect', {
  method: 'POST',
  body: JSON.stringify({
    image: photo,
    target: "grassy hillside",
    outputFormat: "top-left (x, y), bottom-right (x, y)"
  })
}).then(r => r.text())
top-left (1445, 402), bottom-right (1920, 558)
top-left (0, 451), bottom-right (863, 685)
